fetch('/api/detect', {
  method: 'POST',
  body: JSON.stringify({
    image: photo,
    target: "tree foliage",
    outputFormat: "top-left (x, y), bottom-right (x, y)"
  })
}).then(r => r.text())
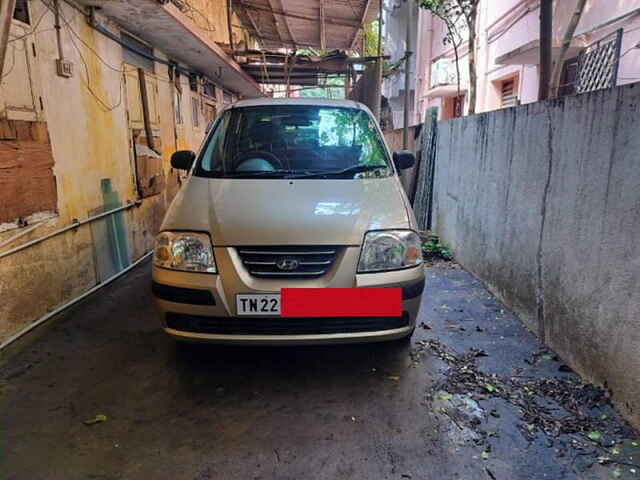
top-left (299, 75), bottom-right (345, 99)
top-left (417, 0), bottom-right (479, 114)
top-left (363, 20), bottom-right (382, 58)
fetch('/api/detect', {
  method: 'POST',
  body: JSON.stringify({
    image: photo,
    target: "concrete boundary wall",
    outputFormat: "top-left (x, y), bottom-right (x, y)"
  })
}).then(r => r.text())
top-left (432, 82), bottom-right (640, 428)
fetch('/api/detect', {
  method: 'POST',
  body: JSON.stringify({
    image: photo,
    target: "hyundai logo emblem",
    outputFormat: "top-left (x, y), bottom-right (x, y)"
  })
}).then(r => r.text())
top-left (276, 257), bottom-right (300, 271)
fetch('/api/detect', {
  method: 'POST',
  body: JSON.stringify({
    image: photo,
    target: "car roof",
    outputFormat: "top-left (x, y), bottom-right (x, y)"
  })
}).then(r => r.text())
top-left (232, 97), bottom-right (367, 111)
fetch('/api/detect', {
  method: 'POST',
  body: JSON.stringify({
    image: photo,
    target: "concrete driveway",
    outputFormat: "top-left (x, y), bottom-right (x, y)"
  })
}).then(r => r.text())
top-left (2, 261), bottom-right (638, 479)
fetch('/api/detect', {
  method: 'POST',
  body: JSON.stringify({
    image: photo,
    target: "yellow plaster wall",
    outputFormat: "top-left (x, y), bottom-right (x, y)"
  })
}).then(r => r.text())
top-left (0, 1), bottom-right (212, 344)
top-left (180, 0), bottom-right (246, 49)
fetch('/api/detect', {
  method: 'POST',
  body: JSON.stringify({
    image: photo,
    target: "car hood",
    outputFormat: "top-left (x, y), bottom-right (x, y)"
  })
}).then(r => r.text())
top-left (161, 176), bottom-right (412, 246)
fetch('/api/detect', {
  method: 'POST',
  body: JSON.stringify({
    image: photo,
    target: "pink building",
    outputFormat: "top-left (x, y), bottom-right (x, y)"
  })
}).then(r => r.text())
top-left (411, 0), bottom-right (640, 122)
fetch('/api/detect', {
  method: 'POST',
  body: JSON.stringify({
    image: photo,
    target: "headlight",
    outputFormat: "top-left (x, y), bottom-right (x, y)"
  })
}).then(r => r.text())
top-left (153, 232), bottom-right (216, 273)
top-left (358, 230), bottom-right (423, 273)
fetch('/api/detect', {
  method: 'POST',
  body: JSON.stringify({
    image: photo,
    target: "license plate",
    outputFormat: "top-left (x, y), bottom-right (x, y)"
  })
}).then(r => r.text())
top-left (236, 294), bottom-right (281, 316)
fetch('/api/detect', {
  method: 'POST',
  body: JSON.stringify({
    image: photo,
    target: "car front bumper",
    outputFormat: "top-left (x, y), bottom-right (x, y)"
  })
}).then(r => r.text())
top-left (152, 246), bottom-right (425, 344)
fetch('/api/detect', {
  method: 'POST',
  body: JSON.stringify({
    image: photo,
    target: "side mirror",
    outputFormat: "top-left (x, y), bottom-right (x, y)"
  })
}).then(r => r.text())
top-left (171, 150), bottom-right (196, 171)
top-left (393, 150), bottom-right (416, 171)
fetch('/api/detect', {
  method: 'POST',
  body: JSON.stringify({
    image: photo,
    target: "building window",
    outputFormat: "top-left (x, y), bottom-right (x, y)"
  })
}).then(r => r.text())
top-left (189, 75), bottom-right (198, 93)
top-left (558, 57), bottom-right (579, 97)
top-left (121, 32), bottom-right (155, 73)
top-left (13, 0), bottom-right (30, 24)
top-left (500, 78), bottom-right (518, 108)
top-left (191, 97), bottom-right (199, 127)
top-left (574, 29), bottom-right (623, 94)
top-left (452, 95), bottom-right (464, 118)
top-left (442, 94), bottom-right (465, 120)
top-left (204, 102), bottom-right (217, 125)
top-left (203, 80), bottom-right (216, 98)
top-left (174, 90), bottom-right (183, 124)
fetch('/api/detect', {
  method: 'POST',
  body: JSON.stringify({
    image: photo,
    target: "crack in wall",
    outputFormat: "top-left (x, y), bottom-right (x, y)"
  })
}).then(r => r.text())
top-left (536, 107), bottom-right (555, 344)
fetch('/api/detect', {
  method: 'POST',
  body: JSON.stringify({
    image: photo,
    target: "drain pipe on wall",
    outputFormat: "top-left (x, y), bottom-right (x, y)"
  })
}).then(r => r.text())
top-left (53, 0), bottom-right (64, 61)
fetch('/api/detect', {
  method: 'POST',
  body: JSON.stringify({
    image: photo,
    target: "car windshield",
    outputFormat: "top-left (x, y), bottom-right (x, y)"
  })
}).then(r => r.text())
top-left (195, 105), bottom-right (392, 179)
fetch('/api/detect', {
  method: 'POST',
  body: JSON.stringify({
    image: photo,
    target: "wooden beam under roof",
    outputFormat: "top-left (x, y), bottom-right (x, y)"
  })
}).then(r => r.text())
top-left (320, 0), bottom-right (326, 51)
top-left (351, 0), bottom-right (373, 50)
top-left (278, 0), bottom-right (298, 50)
top-left (238, 1), bottom-right (361, 28)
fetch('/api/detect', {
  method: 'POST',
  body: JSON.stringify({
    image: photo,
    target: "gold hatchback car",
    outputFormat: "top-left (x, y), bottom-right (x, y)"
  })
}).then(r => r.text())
top-left (152, 98), bottom-right (425, 344)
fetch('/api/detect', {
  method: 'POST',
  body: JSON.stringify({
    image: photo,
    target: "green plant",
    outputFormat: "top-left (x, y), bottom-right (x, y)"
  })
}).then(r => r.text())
top-left (422, 232), bottom-right (453, 260)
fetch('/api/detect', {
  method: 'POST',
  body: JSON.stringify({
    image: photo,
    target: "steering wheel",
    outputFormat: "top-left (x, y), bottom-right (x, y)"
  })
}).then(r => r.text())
top-left (233, 150), bottom-right (283, 170)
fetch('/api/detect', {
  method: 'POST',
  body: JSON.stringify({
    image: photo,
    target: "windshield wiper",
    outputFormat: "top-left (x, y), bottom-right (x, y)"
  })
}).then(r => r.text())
top-left (287, 164), bottom-right (389, 179)
top-left (219, 170), bottom-right (296, 178)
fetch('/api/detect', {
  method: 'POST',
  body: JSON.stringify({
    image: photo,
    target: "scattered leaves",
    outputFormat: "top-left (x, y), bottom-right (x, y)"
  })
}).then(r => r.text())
top-left (438, 393), bottom-right (453, 402)
top-left (424, 339), bottom-right (636, 443)
top-left (83, 414), bottom-right (107, 426)
top-left (588, 431), bottom-right (602, 442)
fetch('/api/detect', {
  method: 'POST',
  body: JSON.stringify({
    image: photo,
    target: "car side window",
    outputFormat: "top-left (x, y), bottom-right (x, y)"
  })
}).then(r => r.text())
top-left (200, 111), bottom-right (230, 172)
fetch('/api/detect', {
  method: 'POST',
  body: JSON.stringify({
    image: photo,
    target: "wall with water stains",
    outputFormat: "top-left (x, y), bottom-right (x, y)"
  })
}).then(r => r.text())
top-left (0, 1), bottom-right (227, 343)
top-left (178, 0), bottom-right (250, 50)
top-left (431, 82), bottom-right (640, 429)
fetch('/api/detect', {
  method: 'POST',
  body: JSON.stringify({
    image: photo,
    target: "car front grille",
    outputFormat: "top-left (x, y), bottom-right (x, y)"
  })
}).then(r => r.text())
top-left (166, 312), bottom-right (410, 335)
top-left (237, 246), bottom-right (339, 278)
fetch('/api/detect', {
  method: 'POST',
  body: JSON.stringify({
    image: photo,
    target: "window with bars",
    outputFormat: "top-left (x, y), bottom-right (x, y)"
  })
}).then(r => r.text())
top-left (203, 81), bottom-right (216, 98)
top-left (174, 90), bottom-right (183, 125)
top-left (556, 30), bottom-right (623, 98)
top-left (559, 57), bottom-right (579, 97)
top-left (575, 29), bottom-right (623, 94)
top-left (191, 97), bottom-right (200, 127)
top-left (501, 79), bottom-right (518, 108)
top-left (189, 75), bottom-right (198, 93)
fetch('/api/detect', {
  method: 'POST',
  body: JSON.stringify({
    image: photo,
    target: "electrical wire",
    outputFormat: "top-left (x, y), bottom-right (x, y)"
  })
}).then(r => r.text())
top-left (41, 0), bottom-right (126, 112)
top-left (7, 5), bottom-right (53, 44)
top-left (49, 2), bottom-right (186, 88)
top-left (178, 1), bottom-right (218, 34)
top-left (70, 33), bottom-right (126, 112)
top-left (0, 44), bottom-right (17, 80)
top-left (56, 11), bottom-right (125, 73)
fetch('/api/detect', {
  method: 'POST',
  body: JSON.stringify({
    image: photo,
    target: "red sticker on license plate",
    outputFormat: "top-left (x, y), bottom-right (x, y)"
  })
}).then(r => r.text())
top-left (280, 288), bottom-right (402, 318)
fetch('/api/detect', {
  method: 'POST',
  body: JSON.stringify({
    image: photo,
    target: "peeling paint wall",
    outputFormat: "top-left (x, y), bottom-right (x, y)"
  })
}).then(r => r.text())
top-left (178, 0), bottom-right (250, 50)
top-left (0, 0), bottom-right (229, 344)
top-left (431, 82), bottom-right (640, 429)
